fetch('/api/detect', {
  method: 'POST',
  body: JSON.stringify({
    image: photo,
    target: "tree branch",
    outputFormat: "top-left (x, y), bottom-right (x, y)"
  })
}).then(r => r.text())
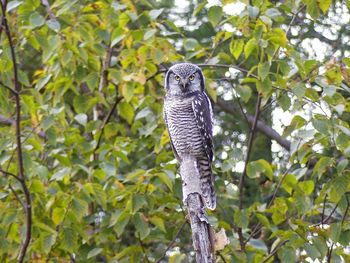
top-left (0, 114), bottom-right (46, 138)
top-left (0, 168), bottom-right (22, 182)
top-left (236, 95), bottom-right (262, 252)
top-left (180, 155), bottom-right (215, 262)
top-left (262, 240), bottom-right (289, 263)
top-left (41, 0), bottom-right (56, 20)
top-left (0, 3), bottom-right (32, 262)
top-left (216, 97), bottom-right (291, 151)
top-left (156, 220), bottom-right (187, 263)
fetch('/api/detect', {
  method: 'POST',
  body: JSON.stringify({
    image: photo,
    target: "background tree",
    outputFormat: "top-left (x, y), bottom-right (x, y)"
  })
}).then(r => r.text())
top-left (0, 0), bottom-right (349, 262)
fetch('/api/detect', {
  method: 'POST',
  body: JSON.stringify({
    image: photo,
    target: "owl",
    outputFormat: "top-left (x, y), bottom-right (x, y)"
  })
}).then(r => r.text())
top-left (163, 63), bottom-right (216, 210)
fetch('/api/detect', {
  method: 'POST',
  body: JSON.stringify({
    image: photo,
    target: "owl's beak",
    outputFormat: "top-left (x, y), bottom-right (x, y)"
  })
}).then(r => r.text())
top-left (180, 79), bottom-right (188, 91)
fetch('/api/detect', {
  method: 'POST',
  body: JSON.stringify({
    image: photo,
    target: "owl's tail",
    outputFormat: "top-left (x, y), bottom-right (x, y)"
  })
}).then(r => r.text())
top-left (197, 157), bottom-right (216, 210)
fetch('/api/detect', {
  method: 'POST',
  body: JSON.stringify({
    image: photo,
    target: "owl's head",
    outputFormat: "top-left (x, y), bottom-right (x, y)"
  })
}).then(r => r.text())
top-left (164, 63), bottom-right (205, 96)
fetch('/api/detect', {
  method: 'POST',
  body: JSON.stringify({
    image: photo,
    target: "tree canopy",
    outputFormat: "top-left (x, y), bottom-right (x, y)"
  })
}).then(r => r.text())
top-left (0, 0), bottom-right (350, 262)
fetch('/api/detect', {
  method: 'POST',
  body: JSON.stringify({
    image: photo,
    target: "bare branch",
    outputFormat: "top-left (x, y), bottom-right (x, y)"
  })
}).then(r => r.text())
top-left (236, 95), bottom-right (262, 252)
top-left (156, 220), bottom-right (187, 263)
top-left (216, 97), bottom-right (291, 151)
top-left (0, 3), bottom-right (32, 262)
top-left (9, 183), bottom-right (25, 209)
top-left (0, 80), bottom-right (18, 95)
top-left (0, 168), bottom-right (22, 182)
top-left (93, 84), bottom-right (122, 156)
top-left (41, 0), bottom-right (56, 20)
top-left (262, 240), bottom-right (289, 263)
top-left (180, 155), bottom-right (215, 262)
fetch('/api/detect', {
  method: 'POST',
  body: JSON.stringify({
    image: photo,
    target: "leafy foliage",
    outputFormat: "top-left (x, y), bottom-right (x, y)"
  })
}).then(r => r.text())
top-left (0, 0), bottom-right (350, 262)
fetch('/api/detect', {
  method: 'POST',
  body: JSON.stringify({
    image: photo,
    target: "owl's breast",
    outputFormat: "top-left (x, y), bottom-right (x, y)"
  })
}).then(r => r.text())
top-left (164, 97), bottom-right (204, 156)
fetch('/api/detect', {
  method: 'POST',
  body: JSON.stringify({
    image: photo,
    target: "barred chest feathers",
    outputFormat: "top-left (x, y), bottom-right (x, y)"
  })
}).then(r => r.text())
top-left (164, 95), bottom-right (204, 157)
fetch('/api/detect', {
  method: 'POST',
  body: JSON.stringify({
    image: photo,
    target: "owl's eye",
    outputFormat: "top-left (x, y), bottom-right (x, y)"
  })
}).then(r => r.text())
top-left (189, 74), bottom-right (195, 81)
top-left (175, 75), bottom-right (180, 81)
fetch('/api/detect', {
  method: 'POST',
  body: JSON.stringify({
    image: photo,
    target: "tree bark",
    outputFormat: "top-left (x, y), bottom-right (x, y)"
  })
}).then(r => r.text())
top-left (180, 155), bottom-right (215, 263)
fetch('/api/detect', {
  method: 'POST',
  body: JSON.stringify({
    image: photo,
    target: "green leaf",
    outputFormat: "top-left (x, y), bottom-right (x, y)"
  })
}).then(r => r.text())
top-left (155, 172), bottom-right (173, 190)
top-left (134, 213), bottom-right (150, 240)
top-left (7, 1), bottom-right (23, 12)
top-left (258, 61), bottom-right (270, 81)
top-left (319, 0), bottom-right (332, 14)
top-left (247, 6), bottom-right (259, 18)
top-left (149, 8), bottom-right (164, 20)
top-left (337, 159), bottom-right (349, 173)
top-left (169, 253), bottom-right (186, 263)
top-left (330, 222), bottom-right (341, 243)
top-left (247, 159), bottom-right (273, 180)
top-left (256, 213), bottom-right (270, 228)
top-left (277, 246), bottom-right (295, 263)
top-left (329, 175), bottom-right (350, 203)
top-left (184, 38), bottom-right (199, 51)
top-left (35, 74), bottom-right (52, 91)
top-left (208, 6), bottom-right (223, 26)
top-left (74, 113), bottom-right (87, 126)
top-left (236, 85), bottom-right (252, 103)
top-left (256, 77), bottom-right (272, 97)
top-left (312, 157), bottom-right (333, 178)
top-left (265, 8), bottom-right (281, 19)
top-left (234, 209), bottom-right (249, 229)
top-left (29, 12), bottom-right (45, 28)
top-left (92, 183), bottom-right (107, 209)
top-left (313, 236), bottom-right (328, 258)
top-left (61, 227), bottom-right (76, 252)
top-left (268, 28), bottom-right (287, 47)
top-left (47, 19), bottom-right (61, 32)
top-left (52, 207), bottom-right (65, 225)
top-left (248, 239), bottom-right (268, 252)
top-left (230, 39), bottom-right (244, 60)
top-left (111, 28), bottom-right (125, 47)
top-left (114, 211), bottom-right (130, 236)
top-left (121, 83), bottom-right (135, 102)
top-left (305, 243), bottom-right (321, 260)
top-left (144, 29), bottom-right (157, 40)
top-left (278, 93), bottom-right (291, 111)
top-left (312, 118), bottom-right (329, 135)
top-left (244, 38), bottom-right (257, 59)
top-left (307, 0), bottom-right (320, 19)
top-left (149, 216), bottom-right (166, 232)
top-left (298, 180), bottom-right (314, 195)
top-left (118, 101), bottom-right (134, 124)
top-left (72, 198), bottom-right (88, 219)
top-left (87, 248), bottom-right (103, 259)
top-left (193, 1), bottom-right (207, 16)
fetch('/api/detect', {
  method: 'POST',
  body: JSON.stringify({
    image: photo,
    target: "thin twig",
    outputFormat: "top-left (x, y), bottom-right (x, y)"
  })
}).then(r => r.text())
top-left (239, 95), bottom-right (262, 210)
top-left (0, 168), bottom-right (22, 182)
top-left (321, 194), bottom-right (327, 226)
top-left (245, 166), bottom-right (292, 244)
top-left (262, 240), bottom-right (289, 263)
top-left (156, 220), bottom-right (187, 263)
top-left (0, 80), bottom-right (18, 95)
top-left (217, 251), bottom-right (228, 263)
top-left (93, 91), bottom-right (122, 155)
top-left (9, 183), bottom-right (25, 209)
top-left (341, 194), bottom-right (349, 225)
top-left (41, 0), bottom-right (56, 20)
top-left (93, 44), bottom-right (113, 121)
top-left (138, 234), bottom-right (150, 263)
top-left (0, 3), bottom-right (32, 262)
top-left (311, 203), bottom-right (338, 227)
top-left (236, 95), bottom-right (262, 252)
top-left (326, 242), bottom-right (334, 263)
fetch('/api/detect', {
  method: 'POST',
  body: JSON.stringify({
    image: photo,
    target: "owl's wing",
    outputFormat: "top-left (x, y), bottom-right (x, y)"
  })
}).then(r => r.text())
top-left (163, 109), bottom-right (181, 162)
top-left (192, 91), bottom-right (214, 162)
